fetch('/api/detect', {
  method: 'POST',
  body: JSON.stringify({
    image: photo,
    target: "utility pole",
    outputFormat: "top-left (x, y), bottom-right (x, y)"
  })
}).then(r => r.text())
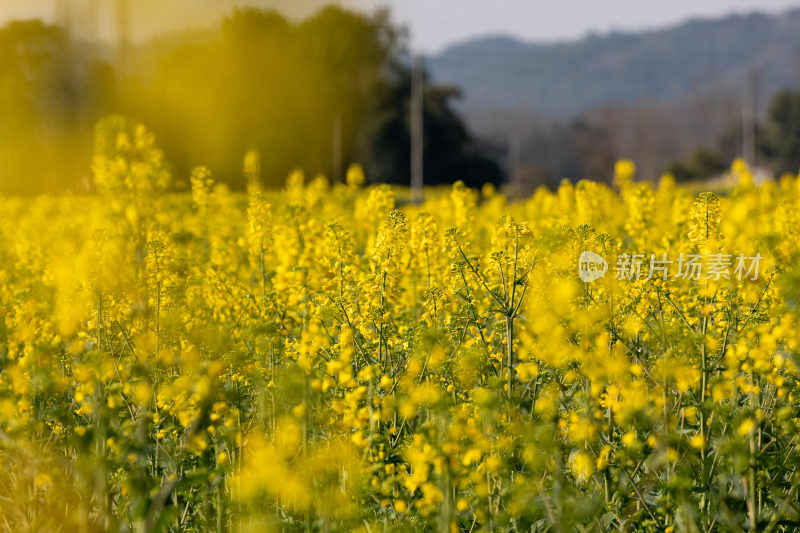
top-left (508, 133), bottom-right (521, 195)
top-left (55, 0), bottom-right (70, 33)
top-left (55, 0), bottom-right (97, 42)
top-left (85, 0), bottom-right (98, 43)
top-left (742, 69), bottom-right (758, 167)
top-left (410, 54), bottom-right (424, 204)
top-left (116, 0), bottom-right (130, 108)
top-left (117, 0), bottom-right (130, 73)
top-left (332, 112), bottom-right (342, 183)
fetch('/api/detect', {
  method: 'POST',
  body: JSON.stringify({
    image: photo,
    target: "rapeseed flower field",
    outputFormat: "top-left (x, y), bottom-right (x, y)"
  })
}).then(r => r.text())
top-left (1, 116), bottom-right (800, 532)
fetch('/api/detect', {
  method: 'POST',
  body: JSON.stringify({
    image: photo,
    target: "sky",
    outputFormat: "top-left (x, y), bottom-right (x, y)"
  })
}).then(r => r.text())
top-left (1, 0), bottom-right (799, 53)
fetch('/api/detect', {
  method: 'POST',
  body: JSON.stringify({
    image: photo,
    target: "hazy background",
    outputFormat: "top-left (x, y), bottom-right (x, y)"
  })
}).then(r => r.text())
top-left (3, 0), bottom-right (799, 51)
top-left (1, 0), bottom-right (800, 194)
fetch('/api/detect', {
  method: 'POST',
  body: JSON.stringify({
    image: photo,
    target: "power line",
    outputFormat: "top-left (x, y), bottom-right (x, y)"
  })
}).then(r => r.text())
top-left (116, 0), bottom-right (130, 72)
top-left (410, 54), bottom-right (424, 204)
top-left (742, 68), bottom-right (758, 167)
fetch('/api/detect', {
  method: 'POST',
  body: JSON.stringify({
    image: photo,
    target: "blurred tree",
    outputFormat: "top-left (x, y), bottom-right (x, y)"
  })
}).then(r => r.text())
top-left (358, 67), bottom-right (502, 188)
top-left (665, 148), bottom-right (726, 182)
top-left (664, 160), bottom-right (693, 182)
top-left (510, 117), bottom-right (615, 190)
top-left (690, 148), bottom-right (727, 178)
top-left (0, 7), bottom-right (500, 194)
top-left (760, 90), bottom-right (800, 175)
top-left (132, 6), bottom-right (498, 190)
top-left (0, 20), bottom-right (115, 194)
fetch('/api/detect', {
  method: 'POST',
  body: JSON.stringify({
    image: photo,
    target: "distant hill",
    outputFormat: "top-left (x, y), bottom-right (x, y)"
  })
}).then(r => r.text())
top-left (428, 9), bottom-right (800, 119)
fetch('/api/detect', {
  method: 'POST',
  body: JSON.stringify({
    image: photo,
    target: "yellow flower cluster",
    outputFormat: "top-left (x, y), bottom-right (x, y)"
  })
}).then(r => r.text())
top-left (1, 126), bottom-right (800, 531)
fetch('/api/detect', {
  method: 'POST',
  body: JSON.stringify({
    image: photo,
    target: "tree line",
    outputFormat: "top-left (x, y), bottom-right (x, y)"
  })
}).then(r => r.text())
top-left (0, 7), bottom-right (501, 195)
